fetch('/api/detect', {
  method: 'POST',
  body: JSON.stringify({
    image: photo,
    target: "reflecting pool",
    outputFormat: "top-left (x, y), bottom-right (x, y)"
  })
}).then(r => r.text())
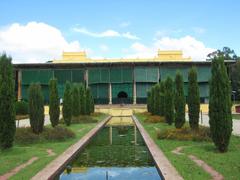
top-left (59, 117), bottom-right (161, 180)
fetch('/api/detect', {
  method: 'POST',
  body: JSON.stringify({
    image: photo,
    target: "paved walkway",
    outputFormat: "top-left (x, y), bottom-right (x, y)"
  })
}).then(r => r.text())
top-left (16, 115), bottom-right (51, 128)
top-left (186, 113), bottom-right (240, 136)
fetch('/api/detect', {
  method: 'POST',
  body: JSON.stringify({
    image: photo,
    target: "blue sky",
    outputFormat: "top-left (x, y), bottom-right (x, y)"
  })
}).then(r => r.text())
top-left (0, 0), bottom-right (239, 63)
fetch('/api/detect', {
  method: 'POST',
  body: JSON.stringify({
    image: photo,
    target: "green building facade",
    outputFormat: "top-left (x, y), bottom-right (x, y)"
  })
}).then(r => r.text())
top-left (14, 61), bottom-right (214, 104)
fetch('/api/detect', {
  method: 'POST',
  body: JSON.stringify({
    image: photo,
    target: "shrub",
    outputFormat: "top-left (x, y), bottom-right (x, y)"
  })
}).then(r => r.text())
top-left (188, 67), bottom-right (200, 130)
top-left (15, 128), bottom-right (40, 144)
top-left (63, 81), bottom-right (72, 126)
top-left (71, 115), bottom-right (98, 123)
top-left (0, 54), bottom-right (16, 149)
top-left (42, 125), bottom-right (75, 141)
top-left (15, 126), bottom-right (75, 144)
top-left (209, 56), bottom-right (232, 152)
top-left (49, 79), bottom-right (60, 127)
top-left (174, 72), bottom-right (186, 128)
top-left (144, 115), bottom-right (165, 123)
top-left (156, 126), bottom-right (211, 142)
top-left (164, 77), bottom-right (174, 125)
top-left (29, 83), bottom-right (45, 134)
top-left (15, 101), bottom-right (29, 115)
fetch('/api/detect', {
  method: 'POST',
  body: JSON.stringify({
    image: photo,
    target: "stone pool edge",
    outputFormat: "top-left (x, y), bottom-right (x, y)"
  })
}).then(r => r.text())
top-left (132, 115), bottom-right (183, 180)
top-left (31, 116), bottom-right (111, 180)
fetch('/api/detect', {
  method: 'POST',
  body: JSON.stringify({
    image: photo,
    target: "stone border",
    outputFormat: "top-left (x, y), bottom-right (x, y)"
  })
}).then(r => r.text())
top-left (132, 115), bottom-right (183, 180)
top-left (31, 116), bottom-right (111, 180)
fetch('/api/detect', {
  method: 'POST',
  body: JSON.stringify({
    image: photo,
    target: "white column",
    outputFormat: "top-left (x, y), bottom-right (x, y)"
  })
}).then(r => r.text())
top-left (109, 126), bottom-right (112, 145)
top-left (109, 83), bottom-right (112, 104)
top-left (133, 81), bottom-right (136, 104)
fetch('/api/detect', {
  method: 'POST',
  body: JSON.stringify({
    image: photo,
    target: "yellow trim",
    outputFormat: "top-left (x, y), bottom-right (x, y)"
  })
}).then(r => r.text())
top-left (52, 50), bottom-right (191, 63)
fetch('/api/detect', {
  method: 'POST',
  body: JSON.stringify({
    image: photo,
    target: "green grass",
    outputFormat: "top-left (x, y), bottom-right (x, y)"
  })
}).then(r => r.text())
top-left (135, 113), bottom-right (240, 180)
top-left (0, 113), bottom-right (107, 179)
top-left (232, 114), bottom-right (240, 120)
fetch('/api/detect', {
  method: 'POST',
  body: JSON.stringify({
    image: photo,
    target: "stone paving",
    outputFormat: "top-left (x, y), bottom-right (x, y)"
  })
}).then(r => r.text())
top-left (186, 113), bottom-right (240, 136)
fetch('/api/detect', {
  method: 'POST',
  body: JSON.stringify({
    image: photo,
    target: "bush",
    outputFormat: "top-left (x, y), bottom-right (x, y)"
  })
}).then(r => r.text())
top-left (15, 126), bottom-right (75, 144)
top-left (42, 125), bottom-right (75, 141)
top-left (156, 126), bottom-right (211, 142)
top-left (71, 115), bottom-right (98, 123)
top-left (144, 115), bottom-right (165, 123)
top-left (15, 101), bottom-right (29, 115)
top-left (15, 128), bottom-right (40, 144)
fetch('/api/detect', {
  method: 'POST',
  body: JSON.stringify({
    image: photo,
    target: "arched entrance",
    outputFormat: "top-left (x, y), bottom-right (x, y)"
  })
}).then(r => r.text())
top-left (117, 91), bottom-right (128, 104)
top-left (117, 91), bottom-right (128, 98)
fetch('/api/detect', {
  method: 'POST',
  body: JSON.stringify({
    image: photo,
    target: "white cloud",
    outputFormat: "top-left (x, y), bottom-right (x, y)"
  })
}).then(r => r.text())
top-left (0, 22), bottom-right (83, 63)
top-left (126, 36), bottom-right (215, 61)
top-left (73, 27), bottom-right (140, 40)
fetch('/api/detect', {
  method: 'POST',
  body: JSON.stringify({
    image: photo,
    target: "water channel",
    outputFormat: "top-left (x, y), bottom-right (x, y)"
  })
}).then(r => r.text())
top-left (59, 116), bottom-right (161, 180)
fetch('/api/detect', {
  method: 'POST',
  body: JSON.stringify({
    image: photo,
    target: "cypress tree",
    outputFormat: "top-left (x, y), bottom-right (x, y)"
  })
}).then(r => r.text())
top-left (0, 54), bottom-right (16, 149)
top-left (174, 72), bottom-right (186, 128)
top-left (147, 90), bottom-right (151, 113)
top-left (49, 79), bottom-right (60, 127)
top-left (72, 84), bottom-right (80, 117)
top-left (188, 67), bottom-right (200, 130)
top-left (79, 84), bottom-right (86, 115)
top-left (165, 77), bottom-right (174, 125)
top-left (150, 86), bottom-right (155, 114)
top-left (159, 81), bottom-right (165, 116)
top-left (29, 83), bottom-right (45, 134)
top-left (209, 56), bottom-right (232, 152)
top-left (90, 92), bottom-right (95, 113)
top-left (63, 81), bottom-right (72, 126)
top-left (85, 88), bottom-right (91, 115)
top-left (153, 84), bottom-right (160, 115)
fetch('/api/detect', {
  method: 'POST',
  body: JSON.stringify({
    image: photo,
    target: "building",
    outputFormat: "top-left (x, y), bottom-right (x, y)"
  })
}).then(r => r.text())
top-left (13, 50), bottom-right (223, 104)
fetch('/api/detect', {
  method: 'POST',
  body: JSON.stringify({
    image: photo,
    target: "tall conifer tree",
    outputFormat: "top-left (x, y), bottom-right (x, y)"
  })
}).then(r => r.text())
top-left (209, 56), bottom-right (232, 152)
top-left (0, 54), bottom-right (16, 149)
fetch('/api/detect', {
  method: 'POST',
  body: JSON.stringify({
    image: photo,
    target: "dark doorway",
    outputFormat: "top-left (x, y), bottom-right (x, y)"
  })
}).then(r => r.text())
top-left (117, 91), bottom-right (128, 98)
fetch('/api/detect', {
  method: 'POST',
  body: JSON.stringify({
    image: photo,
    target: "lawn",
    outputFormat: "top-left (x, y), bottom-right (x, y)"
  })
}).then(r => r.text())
top-left (232, 114), bottom-right (240, 120)
top-left (0, 113), bottom-right (107, 180)
top-left (135, 113), bottom-right (240, 180)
